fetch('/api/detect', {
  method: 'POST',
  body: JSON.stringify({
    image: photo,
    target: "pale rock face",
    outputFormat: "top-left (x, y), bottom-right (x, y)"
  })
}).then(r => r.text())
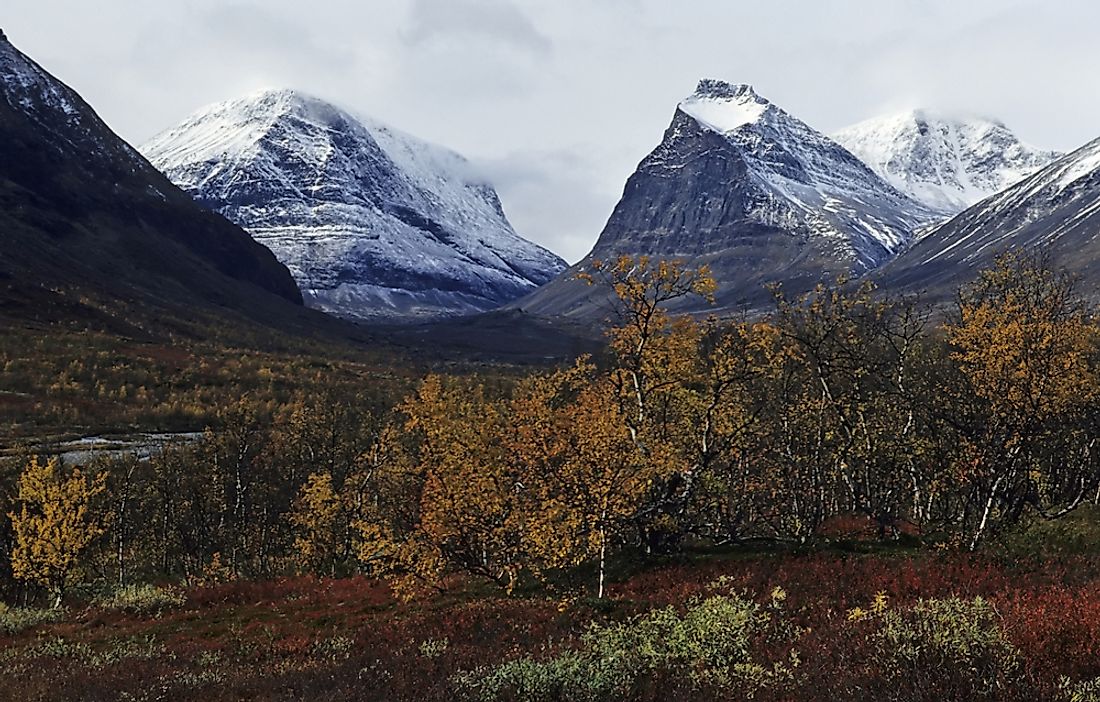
top-left (142, 89), bottom-right (566, 321)
top-left (833, 110), bottom-right (1060, 216)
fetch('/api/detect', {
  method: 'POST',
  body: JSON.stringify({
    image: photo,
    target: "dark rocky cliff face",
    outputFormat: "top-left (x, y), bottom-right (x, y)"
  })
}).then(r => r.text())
top-left (0, 30), bottom-right (305, 325)
top-left (584, 110), bottom-right (855, 308)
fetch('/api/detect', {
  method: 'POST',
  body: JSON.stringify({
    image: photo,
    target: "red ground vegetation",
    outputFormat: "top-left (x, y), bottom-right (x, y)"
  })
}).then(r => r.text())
top-left (2, 552), bottom-right (1099, 701)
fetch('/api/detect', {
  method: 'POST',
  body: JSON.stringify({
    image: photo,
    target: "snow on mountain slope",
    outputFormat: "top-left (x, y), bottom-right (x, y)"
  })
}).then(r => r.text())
top-left (663, 81), bottom-right (938, 271)
top-left (878, 136), bottom-right (1100, 298)
top-left (833, 110), bottom-right (1060, 216)
top-left (141, 89), bottom-right (566, 321)
top-left (517, 80), bottom-right (938, 318)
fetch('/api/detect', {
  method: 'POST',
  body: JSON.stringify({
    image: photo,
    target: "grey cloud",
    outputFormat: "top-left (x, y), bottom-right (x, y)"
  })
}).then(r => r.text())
top-left (477, 148), bottom-right (619, 263)
top-left (403, 0), bottom-right (552, 57)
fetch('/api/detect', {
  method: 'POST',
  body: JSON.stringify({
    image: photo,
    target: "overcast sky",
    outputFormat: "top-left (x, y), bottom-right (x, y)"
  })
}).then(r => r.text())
top-left (5, 1), bottom-right (1099, 262)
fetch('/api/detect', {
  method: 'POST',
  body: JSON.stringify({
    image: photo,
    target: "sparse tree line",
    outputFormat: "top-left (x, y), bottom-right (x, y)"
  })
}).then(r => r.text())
top-left (2, 252), bottom-right (1099, 605)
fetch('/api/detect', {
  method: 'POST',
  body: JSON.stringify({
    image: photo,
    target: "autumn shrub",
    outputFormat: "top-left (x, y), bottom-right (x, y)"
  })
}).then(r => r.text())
top-left (999, 584), bottom-right (1100, 686)
top-left (0, 602), bottom-right (62, 635)
top-left (1062, 676), bottom-right (1100, 702)
top-left (309, 634), bottom-right (355, 663)
top-left (2, 633), bottom-right (166, 671)
top-left (93, 583), bottom-right (186, 616)
top-left (862, 596), bottom-right (1022, 700)
top-left (3, 635), bottom-right (93, 663)
top-left (453, 584), bottom-right (800, 701)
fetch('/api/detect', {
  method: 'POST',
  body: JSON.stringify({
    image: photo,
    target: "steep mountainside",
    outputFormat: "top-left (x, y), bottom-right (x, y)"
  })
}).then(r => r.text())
top-left (878, 137), bottom-right (1100, 299)
top-left (518, 80), bottom-right (936, 318)
top-left (0, 28), bottom-right (307, 335)
top-left (834, 110), bottom-right (1060, 215)
top-left (142, 90), bottom-right (566, 321)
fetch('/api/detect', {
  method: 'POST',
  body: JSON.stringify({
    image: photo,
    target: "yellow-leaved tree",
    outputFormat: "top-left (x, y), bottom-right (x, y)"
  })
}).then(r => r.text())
top-left (290, 471), bottom-right (344, 576)
top-left (945, 252), bottom-right (1100, 548)
top-left (510, 364), bottom-right (656, 598)
top-left (579, 255), bottom-right (715, 449)
top-left (580, 255), bottom-right (716, 550)
top-left (357, 375), bottom-right (521, 599)
top-left (9, 457), bottom-right (108, 608)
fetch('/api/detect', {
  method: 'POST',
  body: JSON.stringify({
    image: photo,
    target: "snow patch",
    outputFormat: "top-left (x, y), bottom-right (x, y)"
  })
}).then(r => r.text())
top-left (679, 92), bottom-right (768, 134)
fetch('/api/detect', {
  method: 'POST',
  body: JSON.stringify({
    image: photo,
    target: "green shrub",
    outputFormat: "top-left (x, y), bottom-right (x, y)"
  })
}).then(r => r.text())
top-left (0, 603), bottom-right (62, 635)
top-left (419, 637), bottom-right (450, 659)
top-left (3, 635), bottom-right (93, 662)
top-left (3, 634), bottom-right (165, 669)
top-left (94, 583), bottom-right (185, 616)
top-left (868, 596), bottom-right (1020, 700)
top-left (454, 586), bottom-right (800, 701)
top-left (310, 634), bottom-right (354, 663)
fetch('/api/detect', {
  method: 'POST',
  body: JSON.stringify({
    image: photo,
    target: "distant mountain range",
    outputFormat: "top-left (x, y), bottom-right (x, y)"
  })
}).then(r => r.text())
top-left (879, 137), bottom-right (1100, 299)
top-left (519, 80), bottom-right (939, 317)
top-left (141, 90), bottom-right (566, 322)
top-left (518, 81), bottom-right (1092, 319)
top-left (4, 21), bottom-right (1099, 336)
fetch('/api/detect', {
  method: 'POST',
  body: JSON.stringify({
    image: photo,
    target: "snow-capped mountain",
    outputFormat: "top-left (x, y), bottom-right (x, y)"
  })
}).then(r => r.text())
top-left (878, 137), bottom-right (1100, 298)
top-left (834, 111), bottom-right (1060, 216)
top-left (142, 89), bottom-right (567, 321)
top-left (519, 80), bottom-right (937, 317)
top-left (0, 28), bottom-right (304, 330)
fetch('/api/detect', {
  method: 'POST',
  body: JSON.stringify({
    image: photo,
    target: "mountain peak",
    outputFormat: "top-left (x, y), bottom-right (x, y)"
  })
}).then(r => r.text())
top-left (241, 87), bottom-right (326, 108)
top-left (679, 79), bottom-right (771, 133)
top-left (692, 79), bottom-right (761, 101)
top-left (520, 77), bottom-right (936, 318)
top-left (833, 110), bottom-right (1060, 214)
top-left (205, 87), bottom-right (342, 122)
top-left (901, 108), bottom-right (1006, 131)
top-left (142, 90), bottom-right (567, 321)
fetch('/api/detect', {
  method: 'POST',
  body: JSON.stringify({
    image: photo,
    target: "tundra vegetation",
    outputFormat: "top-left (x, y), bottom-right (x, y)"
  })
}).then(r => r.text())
top-left (2, 252), bottom-right (1100, 700)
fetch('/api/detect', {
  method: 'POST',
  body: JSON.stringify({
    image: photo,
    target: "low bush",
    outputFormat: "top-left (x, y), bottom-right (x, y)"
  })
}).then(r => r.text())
top-left (857, 596), bottom-right (1022, 701)
top-left (454, 584), bottom-right (800, 701)
top-left (93, 583), bottom-right (186, 616)
top-left (0, 603), bottom-right (62, 635)
top-left (1062, 676), bottom-right (1100, 702)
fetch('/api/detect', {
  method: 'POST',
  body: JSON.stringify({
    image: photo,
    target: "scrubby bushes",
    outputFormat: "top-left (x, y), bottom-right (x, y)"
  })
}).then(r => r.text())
top-left (455, 584), bottom-right (801, 701)
top-left (5, 556), bottom-right (1100, 701)
top-left (853, 596), bottom-right (1022, 700)
top-left (93, 583), bottom-right (186, 615)
top-left (0, 602), bottom-right (61, 635)
top-left (1062, 677), bottom-right (1100, 702)
top-left (0, 634), bottom-right (165, 670)
top-left (455, 587), bottom-right (1058, 702)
